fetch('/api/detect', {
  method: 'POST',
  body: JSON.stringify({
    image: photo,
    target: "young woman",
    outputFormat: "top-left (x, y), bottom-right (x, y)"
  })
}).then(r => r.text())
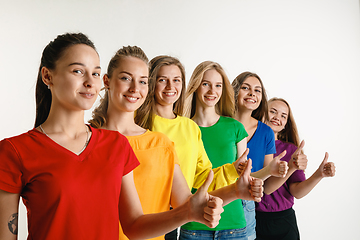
top-left (89, 47), bottom-right (264, 240)
top-left (0, 33), bottom-right (223, 240)
top-left (255, 97), bottom-right (336, 240)
top-left (135, 56), bottom-right (264, 239)
top-left (179, 61), bottom-right (248, 239)
top-left (232, 72), bottom-right (303, 240)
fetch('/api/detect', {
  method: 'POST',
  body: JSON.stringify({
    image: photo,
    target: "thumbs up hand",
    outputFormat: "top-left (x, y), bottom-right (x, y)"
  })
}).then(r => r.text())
top-left (235, 158), bottom-right (263, 202)
top-left (268, 150), bottom-right (288, 177)
top-left (289, 140), bottom-right (308, 171)
top-left (188, 170), bottom-right (224, 228)
top-left (317, 152), bottom-right (336, 178)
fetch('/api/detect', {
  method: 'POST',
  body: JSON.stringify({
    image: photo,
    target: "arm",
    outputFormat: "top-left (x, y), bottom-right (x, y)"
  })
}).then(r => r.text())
top-left (170, 164), bottom-right (192, 208)
top-left (289, 152), bottom-right (335, 199)
top-left (263, 140), bottom-right (308, 195)
top-left (0, 189), bottom-right (20, 240)
top-left (209, 150), bottom-right (264, 205)
top-left (119, 171), bottom-right (223, 240)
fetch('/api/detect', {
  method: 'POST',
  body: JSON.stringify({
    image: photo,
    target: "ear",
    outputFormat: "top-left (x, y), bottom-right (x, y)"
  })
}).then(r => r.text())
top-left (41, 67), bottom-right (52, 88)
top-left (103, 74), bottom-right (110, 90)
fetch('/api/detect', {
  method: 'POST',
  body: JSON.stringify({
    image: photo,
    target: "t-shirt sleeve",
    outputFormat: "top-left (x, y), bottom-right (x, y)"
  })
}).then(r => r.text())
top-left (121, 138), bottom-right (140, 176)
top-left (0, 139), bottom-right (23, 193)
top-left (265, 125), bottom-right (276, 155)
top-left (235, 121), bottom-right (248, 144)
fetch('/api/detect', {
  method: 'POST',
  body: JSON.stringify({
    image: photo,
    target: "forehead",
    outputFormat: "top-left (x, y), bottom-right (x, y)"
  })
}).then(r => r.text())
top-left (114, 56), bottom-right (148, 74)
top-left (203, 69), bottom-right (222, 82)
top-left (243, 76), bottom-right (261, 87)
top-left (269, 100), bottom-right (289, 114)
top-left (158, 64), bottom-right (182, 77)
top-left (56, 44), bottom-right (99, 67)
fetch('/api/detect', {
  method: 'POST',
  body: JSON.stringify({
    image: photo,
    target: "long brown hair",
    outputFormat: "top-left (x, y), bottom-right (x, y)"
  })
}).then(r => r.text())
top-left (89, 46), bottom-right (149, 128)
top-left (268, 97), bottom-right (300, 146)
top-left (231, 71), bottom-right (269, 122)
top-left (34, 33), bottom-right (97, 127)
top-left (183, 61), bottom-right (234, 118)
top-left (135, 55), bottom-right (186, 130)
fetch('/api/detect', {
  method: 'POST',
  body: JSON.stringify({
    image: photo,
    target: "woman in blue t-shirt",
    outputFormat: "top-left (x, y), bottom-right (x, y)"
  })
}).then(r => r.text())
top-left (232, 72), bottom-right (294, 240)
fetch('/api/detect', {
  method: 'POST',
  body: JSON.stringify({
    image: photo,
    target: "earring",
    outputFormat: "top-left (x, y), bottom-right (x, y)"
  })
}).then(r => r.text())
top-left (47, 85), bottom-right (50, 89)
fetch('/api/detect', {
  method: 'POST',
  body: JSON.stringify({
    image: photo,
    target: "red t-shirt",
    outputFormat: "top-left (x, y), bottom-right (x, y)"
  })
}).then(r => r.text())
top-left (0, 126), bottom-right (139, 240)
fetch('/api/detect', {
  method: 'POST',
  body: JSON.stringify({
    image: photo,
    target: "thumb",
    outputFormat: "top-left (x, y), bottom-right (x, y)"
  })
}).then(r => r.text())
top-left (321, 152), bottom-right (329, 166)
top-left (295, 140), bottom-right (305, 155)
top-left (241, 158), bottom-right (252, 178)
top-left (197, 170), bottom-right (214, 195)
top-left (276, 150), bottom-right (287, 161)
top-left (237, 148), bottom-right (249, 164)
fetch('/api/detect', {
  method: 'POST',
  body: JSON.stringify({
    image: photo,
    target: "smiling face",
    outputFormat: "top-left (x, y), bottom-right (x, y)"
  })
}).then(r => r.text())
top-left (237, 76), bottom-right (262, 111)
top-left (154, 64), bottom-right (183, 107)
top-left (196, 69), bottom-right (223, 108)
top-left (105, 56), bottom-right (149, 113)
top-left (44, 44), bottom-right (101, 111)
top-left (267, 100), bottom-right (289, 134)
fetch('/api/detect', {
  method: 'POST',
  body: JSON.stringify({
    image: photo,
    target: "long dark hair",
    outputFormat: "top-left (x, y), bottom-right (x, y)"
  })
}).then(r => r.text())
top-left (34, 33), bottom-right (97, 128)
top-left (232, 71), bottom-right (269, 122)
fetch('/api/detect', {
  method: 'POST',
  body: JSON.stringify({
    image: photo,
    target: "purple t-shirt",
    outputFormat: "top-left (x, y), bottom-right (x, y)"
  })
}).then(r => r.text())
top-left (256, 140), bottom-right (306, 212)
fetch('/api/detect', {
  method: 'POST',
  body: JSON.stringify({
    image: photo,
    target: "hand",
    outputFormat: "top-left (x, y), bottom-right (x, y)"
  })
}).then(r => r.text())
top-left (188, 170), bottom-right (224, 228)
top-left (289, 140), bottom-right (308, 170)
top-left (318, 152), bottom-right (336, 178)
top-left (235, 157), bottom-right (263, 202)
top-left (268, 150), bottom-right (288, 177)
top-left (235, 148), bottom-right (250, 175)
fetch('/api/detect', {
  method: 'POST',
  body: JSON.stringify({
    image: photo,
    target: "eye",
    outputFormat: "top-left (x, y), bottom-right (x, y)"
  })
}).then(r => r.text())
top-left (255, 89), bottom-right (262, 93)
top-left (73, 69), bottom-right (83, 75)
top-left (158, 78), bottom-right (166, 82)
top-left (174, 79), bottom-right (181, 83)
top-left (121, 76), bottom-right (131, 81)
top-left (202, 82), bottom-right (209, 86)
top-left (270, 110), bottom-right (276, 114)
top-left (93, 72), bottom-right (100, 77)
top-left (216, 84), bottom-right (222, 88)
top-left (241, 86), bottom-right (249, 90)
top-left (140, 80), bottom-right (148, 85)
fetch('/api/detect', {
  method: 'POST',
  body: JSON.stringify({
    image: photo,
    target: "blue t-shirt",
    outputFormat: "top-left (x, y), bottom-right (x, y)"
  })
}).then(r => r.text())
top-left (247, 121), bottom-right (276, 172)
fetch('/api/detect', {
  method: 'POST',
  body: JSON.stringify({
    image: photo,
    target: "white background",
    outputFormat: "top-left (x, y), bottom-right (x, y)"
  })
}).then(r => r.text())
top-left (0, 0), bottom-right (359, 239)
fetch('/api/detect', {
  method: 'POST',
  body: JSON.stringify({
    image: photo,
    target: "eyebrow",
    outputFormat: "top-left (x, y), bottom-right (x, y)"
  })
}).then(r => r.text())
top-left (202, 80), bottom-right (222, 84)
top-left (119, 71), bottom-right (148, 78)
top-left (68, 62), bottom-right (101, 69)
top-left (242, 83), bottom-right (262, 88)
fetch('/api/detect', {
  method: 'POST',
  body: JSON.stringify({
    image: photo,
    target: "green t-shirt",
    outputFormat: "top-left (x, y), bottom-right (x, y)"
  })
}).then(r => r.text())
top-left (182, 116), bottom-right (248, 231)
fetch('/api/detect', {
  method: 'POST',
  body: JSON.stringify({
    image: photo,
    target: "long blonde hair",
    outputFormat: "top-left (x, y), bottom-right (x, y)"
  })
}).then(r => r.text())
top-left (135, 55), bottom-right (186, 130)
top-left (184, 61), bottom-right (234, 118)
top-left (89, 46), bottom-right (149, 128)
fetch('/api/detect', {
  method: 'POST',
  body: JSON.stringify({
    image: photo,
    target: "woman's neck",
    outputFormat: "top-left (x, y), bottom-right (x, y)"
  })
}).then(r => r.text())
top-left (105, 106), bottom-right (146, 136)
top-left (42, 106), bottom-right (86, 136)
top-left (155, 103), bottom-right (176, 119)
top-left (192, 105), bottom-right (220, 127)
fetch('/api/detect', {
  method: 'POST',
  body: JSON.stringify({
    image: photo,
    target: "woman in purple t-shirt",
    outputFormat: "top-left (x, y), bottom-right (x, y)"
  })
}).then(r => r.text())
top-left (255, 97), bottom-right (336, 240)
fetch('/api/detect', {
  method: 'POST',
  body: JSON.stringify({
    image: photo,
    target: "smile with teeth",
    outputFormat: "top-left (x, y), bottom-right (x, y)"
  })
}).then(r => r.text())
top-left (163, 92), bottom-right (176, 97)
top-left (270, 120), bottom-right (280, 126)
top-left (80, 92), bottom-right (95, 98)
top-left (124, 95), bottom-right (139, 102)
top-left (205, 96), bottom-right (216, 100)
top-left (244, 98), bottom-right (256, 103)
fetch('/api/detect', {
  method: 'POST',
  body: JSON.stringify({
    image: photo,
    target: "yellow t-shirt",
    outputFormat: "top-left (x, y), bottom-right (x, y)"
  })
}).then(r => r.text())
top-left (152, 115), bottom-right (238, 190)
top-left (119, 130), bottom-right (179, 240)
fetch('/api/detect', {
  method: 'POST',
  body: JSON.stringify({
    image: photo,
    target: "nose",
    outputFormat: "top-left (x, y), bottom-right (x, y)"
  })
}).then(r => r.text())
top-left (129, 80), bottom-right (139, 93)
top-left (84, 73), bottom-right (95, 88)
top-left (165, 80), bottom-right (172, 89)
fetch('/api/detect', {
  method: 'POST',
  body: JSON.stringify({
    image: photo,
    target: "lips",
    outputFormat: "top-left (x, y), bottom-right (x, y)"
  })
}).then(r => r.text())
top-left (124, 95), bottom-right (139, 103)
top-left (244, 98), bottom-right (256, 103)
top-left (205, 96), bottom-right (216, 100)
top-left (163, 92), bottom-right (176, 97)
top-left (270, 120), bottom-right (280, 126)
top-left (79, 92), bottom-right (95, 98)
